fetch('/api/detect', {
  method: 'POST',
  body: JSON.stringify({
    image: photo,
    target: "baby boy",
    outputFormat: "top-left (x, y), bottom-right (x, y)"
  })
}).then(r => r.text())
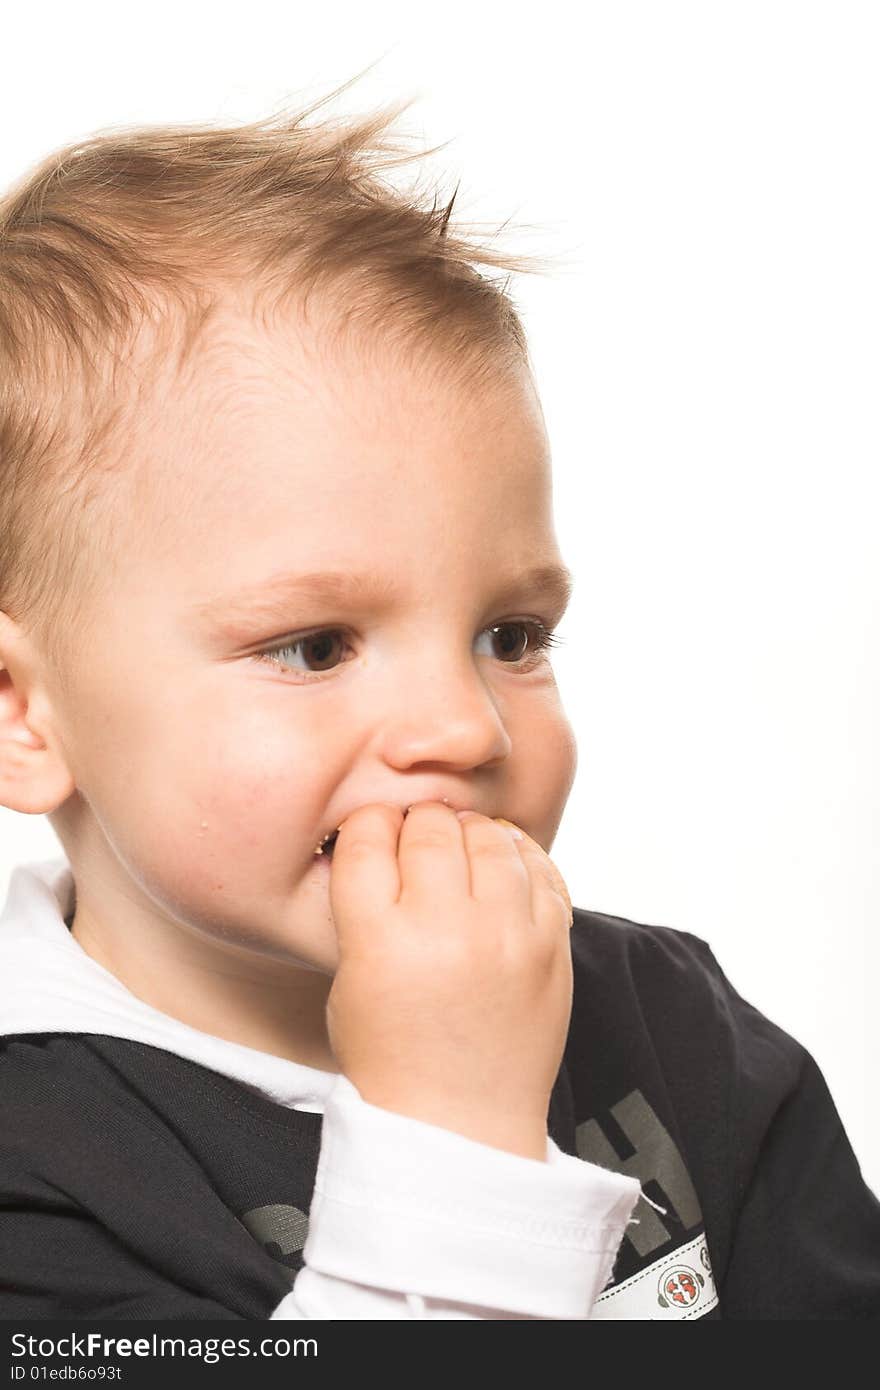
top-left (1, 82), bottom-right (878, 1321)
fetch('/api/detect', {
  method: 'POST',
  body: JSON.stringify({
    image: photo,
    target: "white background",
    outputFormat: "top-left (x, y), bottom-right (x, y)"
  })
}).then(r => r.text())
top-left (1, 2), bottom-right (877, 1194)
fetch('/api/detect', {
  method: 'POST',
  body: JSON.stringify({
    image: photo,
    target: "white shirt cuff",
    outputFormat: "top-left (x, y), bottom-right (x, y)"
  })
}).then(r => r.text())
top-left (298, 1072), bottom-right (640, 1320)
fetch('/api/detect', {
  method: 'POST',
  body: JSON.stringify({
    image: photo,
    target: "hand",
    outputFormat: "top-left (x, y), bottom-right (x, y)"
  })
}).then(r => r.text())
top-left (325, 801), bottom-right (574, 1160)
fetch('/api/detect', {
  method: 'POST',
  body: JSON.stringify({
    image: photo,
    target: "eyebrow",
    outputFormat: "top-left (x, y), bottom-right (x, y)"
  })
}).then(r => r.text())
top-left (190, 563), bottom-right (574, 637)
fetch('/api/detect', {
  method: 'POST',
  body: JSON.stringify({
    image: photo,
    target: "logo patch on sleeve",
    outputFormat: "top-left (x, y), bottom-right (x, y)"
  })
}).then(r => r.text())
top-left (590, 1232), bottom-right (718, 1320)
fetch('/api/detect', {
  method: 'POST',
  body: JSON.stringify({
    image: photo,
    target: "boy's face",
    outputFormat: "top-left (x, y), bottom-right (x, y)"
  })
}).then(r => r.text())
top-left (22, 305), bottom-right (577, 1052)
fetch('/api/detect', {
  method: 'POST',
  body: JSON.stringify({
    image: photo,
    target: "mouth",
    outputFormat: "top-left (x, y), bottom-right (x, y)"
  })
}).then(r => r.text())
top-left (313, 828), bottom-right (340, 859)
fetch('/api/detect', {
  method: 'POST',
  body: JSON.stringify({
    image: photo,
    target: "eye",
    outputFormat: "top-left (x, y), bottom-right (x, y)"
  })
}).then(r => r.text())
top-left (253, 629), bottom-right (351, 681)
top-left (250, 620), bottom-right (563, 684)
top-left (478, 621), bottom-right (563, 667)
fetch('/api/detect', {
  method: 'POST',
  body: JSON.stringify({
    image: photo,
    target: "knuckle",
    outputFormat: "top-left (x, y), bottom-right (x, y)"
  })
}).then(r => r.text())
top-left (536, 889), bottom-right (574, 933)
top-left (524, 919), bottom-right (559, 958)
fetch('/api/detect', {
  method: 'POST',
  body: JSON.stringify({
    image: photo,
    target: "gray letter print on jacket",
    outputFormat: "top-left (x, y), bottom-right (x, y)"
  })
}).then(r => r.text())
top-left (240, 1203), bottom-right (310, 1262)
top-left (575, 1090), bottom-right (702, 1257)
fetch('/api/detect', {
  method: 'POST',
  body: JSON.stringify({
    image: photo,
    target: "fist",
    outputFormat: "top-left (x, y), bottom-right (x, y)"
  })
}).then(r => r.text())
top-left (325, 802), bottom-right (574, 1159)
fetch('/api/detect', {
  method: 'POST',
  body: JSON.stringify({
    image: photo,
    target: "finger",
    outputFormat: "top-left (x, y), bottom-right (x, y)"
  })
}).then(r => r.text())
top-left (495, 819), bottom-right (573, 926)
top-left (396, 801), bottom-right (471, 908)
top-left (456, 811), bottom-right (531, 908)
top-left (329, 804), bottom-right (404, 945)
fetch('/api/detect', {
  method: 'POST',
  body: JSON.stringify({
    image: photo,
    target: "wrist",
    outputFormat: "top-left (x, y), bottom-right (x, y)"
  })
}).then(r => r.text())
top-left (352, 1084), bottom-right (548, 1161)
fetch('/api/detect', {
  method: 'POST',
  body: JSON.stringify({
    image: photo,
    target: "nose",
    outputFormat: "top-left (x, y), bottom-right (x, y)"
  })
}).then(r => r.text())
top-left (378, 657), bottom-right (512, 771)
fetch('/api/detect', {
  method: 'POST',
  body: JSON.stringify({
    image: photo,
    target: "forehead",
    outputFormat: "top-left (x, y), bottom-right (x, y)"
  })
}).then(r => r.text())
top-left (131, 301), bottom-right (548, 496)
top-left (112, 304), bottom-right (559, 611)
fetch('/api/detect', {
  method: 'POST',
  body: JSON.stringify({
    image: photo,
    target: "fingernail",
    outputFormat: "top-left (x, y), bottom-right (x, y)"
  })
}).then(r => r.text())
top-left (456, 809), bottom-right (478, 821)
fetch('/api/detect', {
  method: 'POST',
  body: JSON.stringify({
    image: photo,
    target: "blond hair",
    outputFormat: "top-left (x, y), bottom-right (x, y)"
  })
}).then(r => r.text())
top-left (0, 68), bottom-right (556, 677)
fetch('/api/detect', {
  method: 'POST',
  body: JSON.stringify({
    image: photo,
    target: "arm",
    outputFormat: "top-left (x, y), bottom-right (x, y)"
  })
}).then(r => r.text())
top-left (721, 1044), bottom-right (880, 1319)
top-left (685, 939), bottom-right (880, 1319)
top-left (270, 1074), bottom-right (641, 1320)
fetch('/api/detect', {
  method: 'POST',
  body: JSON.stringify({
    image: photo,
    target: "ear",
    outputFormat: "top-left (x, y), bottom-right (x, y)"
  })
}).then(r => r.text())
top-left (0, 611), bottom-right (76, 815)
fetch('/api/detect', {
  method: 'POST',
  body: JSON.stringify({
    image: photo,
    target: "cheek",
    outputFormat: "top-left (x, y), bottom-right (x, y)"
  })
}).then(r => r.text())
top-left (518, 690), bottom-right (578, 787)
top-left (90, 708), bottom-right (336, 950)
top-left (153, 703), bottom-right (324, 859)
top-left (552, 710), bottom-right (578, 792)
top-left (508, 695), bottom-right (578, 848)
top-left (79, 677), bottom-right (330, 887)
top-left (539, 714), bottom-right (578, 819)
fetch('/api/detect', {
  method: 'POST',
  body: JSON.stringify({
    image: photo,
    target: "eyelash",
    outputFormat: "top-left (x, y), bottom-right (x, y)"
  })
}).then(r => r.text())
top-left (250, 619), bottom-right (564, 684)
